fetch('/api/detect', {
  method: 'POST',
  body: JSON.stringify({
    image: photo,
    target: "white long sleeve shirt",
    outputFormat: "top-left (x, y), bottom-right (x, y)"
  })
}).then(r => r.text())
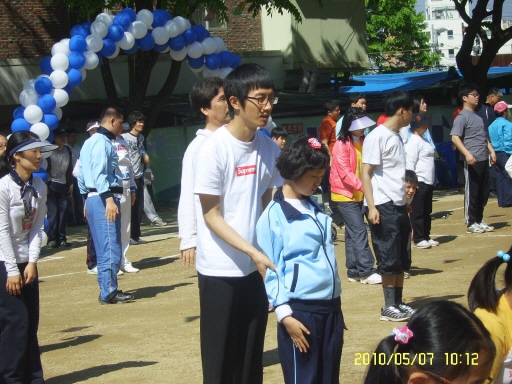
top-left (405, 133), bottom-right (435, 185)
top-left (178, 129), bottom-right (212, 251)
top-left (0, 174), bottom-right (47, 276)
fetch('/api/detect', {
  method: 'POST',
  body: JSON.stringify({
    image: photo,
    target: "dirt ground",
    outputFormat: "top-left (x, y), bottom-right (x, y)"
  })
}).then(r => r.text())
top-left (36, 191), bottom-right (512, 383)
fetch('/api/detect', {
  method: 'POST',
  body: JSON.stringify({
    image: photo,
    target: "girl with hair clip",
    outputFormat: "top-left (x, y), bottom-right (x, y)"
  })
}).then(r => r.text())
top-left (257, 134), bottom-right (344, 383)
top-left (0, 131), bottom-right (57, 383)
top-left (468, 246), bottom-right (512, 383)
top-left (364, 300), bottom-right (495, 384)
top-left (330, 107), bottom-right (381, 285)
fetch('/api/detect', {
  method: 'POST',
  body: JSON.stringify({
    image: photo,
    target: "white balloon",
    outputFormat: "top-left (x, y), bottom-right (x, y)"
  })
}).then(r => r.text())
top-left (30, 122), bottom-right (50, 140)
top-left (173, 16), bottom-right (188, 34)
top-left (41, 231), bottom-right (48, 245)
top-left (128, 21), bottom-right (147, 39)
top-left (24, 105), bottom-right (44, 124)
top-left (23, 79), bottom-right (36, 91)
top-left (169, 47), bottom-right (188, 61)
top-left (41, 158), bottom-right (48, 170)
top-left (83, 51), bottom-right (99, 70)
top-left (264, 116), bottom-right (274, 130)
top-left (51, 53), bottom-right (69, 71)
top-left (105, 44), bottom-right (120, 59)
top-left (203, 67), bottom-right (220, 77)
top-left (118, 32), bottom-right (135, 50)
top-left (159, 46), bottom-right (170, 53)
top-left (6, 134), bottom-right (11, 140)
top-left (219, 67), bottom-right (233, 79)
top-left (51, 89), bottom-right (69, 108)
top-left (60, 38), bottom-right (70, 50)
top-left (51, 42), bottom-right (70, 56)
top-left (96, 12), bottom-right (113, 27)
top-left (201, 37), bottom-right (217, 55)
top-left (42, 151), bottom-right (52, 159)
top-left (183, 19), bottom-right (191, 31)
top-left (19, 89), bottom-right (39, 107)
top-left (190, 64), bottom-right (205, 73)
top-left (52, 107), bottom-right (63, 120)
top-left (79, 68), bottom-right (87, 81)
top-left (136, 9), bottom-right (154, 28)
top-left (213, 37), bottom-right (225, 54)
top-left (50, 70), bottom-right (68, 89)
top-left (187, 42), bottom-right (204, 59)
top-left (152, 27), bottom-right (170, 45)
top-left (86, 34), bottom-right (104, 53)
top-left (91, 20), bottom-right (108, 38)
top-left (165, 20), bottom-right (181, 38)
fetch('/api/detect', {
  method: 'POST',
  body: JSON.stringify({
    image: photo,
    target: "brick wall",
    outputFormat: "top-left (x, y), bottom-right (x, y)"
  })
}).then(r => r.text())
top-left (0, 0), bottom-right (70, 59)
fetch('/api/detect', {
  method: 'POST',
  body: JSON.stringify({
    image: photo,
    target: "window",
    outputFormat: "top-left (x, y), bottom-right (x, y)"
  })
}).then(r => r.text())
top-left (448, 30), bottom-right (453, 39)
top-left (434, 10), bottom-right (444, 19)
top-left (191, 8), bottom-right (227, 31)
top-left (448, 49), bottom-right (455, 59)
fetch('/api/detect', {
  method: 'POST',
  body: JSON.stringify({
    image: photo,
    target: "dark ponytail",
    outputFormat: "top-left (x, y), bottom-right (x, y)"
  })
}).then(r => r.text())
top-left (468, 244), bottom-right (512, 313)
top-left (338, 107), bottom-right (366, 142)
top-left (0, 131), bottom-right (40, 178)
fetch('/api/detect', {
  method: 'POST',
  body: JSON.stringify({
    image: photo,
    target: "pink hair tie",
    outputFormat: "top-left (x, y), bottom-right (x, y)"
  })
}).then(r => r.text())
top-left (392, 325), bottom-right (413, 344)
top-left (308, 137), bottom-right (322, 149)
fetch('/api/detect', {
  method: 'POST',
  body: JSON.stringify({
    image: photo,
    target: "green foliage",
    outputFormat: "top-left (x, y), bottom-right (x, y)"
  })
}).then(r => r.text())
top-left (365, 0), bottom-right (439, 73)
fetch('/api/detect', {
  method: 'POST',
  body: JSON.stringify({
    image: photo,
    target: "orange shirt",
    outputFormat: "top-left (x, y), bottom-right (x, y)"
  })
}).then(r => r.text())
top-left (319, 117), bottom-right (337, 154)
top-left (452, 107), bottom-right (463, 122)
top-left (377, 114), bottom-right (387, 126)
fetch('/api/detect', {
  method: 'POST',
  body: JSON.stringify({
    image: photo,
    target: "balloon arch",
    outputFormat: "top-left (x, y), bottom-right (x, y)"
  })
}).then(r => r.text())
top-left (10, 8), bottom-right (241, 181)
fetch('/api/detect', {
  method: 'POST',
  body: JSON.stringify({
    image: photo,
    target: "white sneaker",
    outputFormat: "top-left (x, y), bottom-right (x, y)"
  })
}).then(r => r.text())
top-left (136, 238), bottom-right (148, 244)
top-left (415, 240), bottom-right (431, 249)
top-left (129, 238), bottom-right (139, 245)
top-left (466, 223), bottom-right (484, 233)
top-left (404, 271), bottom-right (410, 279)
top-left (122, 265), bottom-right (139, 273)
top-left (427, 239), bottom-right (439, 247)
top-left (117, 269), bottom-right (124, 276)
top-left (361, 273), bottom-right (382, 285)
top-left (151, 218), bottom-right (167, 227)
top-left (348, 276), bottom-right (360, 283)
top-left (87, 266), bottom-right (98, 275)
top-left (479, 221), bottom-right (494, 232)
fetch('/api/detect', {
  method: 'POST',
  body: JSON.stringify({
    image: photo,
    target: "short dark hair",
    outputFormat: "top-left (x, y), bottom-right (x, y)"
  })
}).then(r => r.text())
top-left (223, 63), bottom-right (274, 118)
top-left (66, 128), bottom-right (77, 135)
top-left (412, 95), bottom-right (424, 113)
top-left (384, 90), bottom-right (414, 116)
top-left (276, 134), bottom-right (330, 181)
top-left (405, 169), bottom-right (418, 184)
top-left (128, 111), bottom-right (146, 128)
top-left (487, 87), bottom-right (503, 97)
top-left (270, 126), bottom-right (288, 139)
top-left (323, 99), bottom-right (339, 115)
top-left (458, 83), bottom-right (479, 102)
top-left (350, 93), bottom-right (366, 104)
top-left (189, 77), bottom-right (224, 119)
top-left (100, 106), bottom-right (124, 123)
top-left (0, 131), bottom-right (39, 178)
top-left (338, 107), bottom-right (366, 142)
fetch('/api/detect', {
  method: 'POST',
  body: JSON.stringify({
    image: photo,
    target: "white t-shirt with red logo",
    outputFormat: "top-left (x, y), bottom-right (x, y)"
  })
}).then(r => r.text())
top-left (193, 125), bottom-right (283, 277)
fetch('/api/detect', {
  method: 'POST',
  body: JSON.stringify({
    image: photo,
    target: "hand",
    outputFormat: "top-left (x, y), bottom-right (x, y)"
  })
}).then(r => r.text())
top-left (368, 207), bottom-right (380, 225)
top-left (465, 153), bottom-right (476, 165)
top-left (68, 185), bottom-right (74, 197)
top-left (145, 171), bottom-right (152, 181)
top-left (130, 192), bottom-right (136, 206)
top-left (282, 316), bottom-right (310, 353)
top-left (105, 197), bottom-right (119, 222)
top-left (6, 274), bottom-right (23, 295)
top-left (180, 248), bottom-right (196, 267)
top-left (83, 201), bottom-right (87, 218)
top-left (23, 262), bottom-right (37, 285)
top-left (247, 249), bottom-right (276, 279)
top-left (490, 151), bottom-right (496, 165)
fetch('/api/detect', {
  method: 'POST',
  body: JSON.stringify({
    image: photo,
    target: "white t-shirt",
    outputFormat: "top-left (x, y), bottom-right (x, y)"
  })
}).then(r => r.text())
top-left (363, 124), bottom-right (406, 206)
top-left (193, 126), bottom-right (284, 277)
top-left (405, 134), bottom-right (435, 185)
top-left (284, 198), bottom-right (313, 215)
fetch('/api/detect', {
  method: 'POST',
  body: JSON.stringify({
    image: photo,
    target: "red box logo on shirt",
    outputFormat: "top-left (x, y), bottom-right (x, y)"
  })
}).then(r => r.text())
top-left (236, 165), bottom-right (256, 176)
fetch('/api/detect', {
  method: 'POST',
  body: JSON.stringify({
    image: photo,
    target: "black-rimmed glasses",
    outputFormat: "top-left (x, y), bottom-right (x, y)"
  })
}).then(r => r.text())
top-left (245, 96), bottom-right (278, 106)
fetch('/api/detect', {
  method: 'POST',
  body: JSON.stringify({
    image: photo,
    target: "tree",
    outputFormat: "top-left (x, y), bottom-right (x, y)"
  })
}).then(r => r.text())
top-left (452, 0), bottom-right (512, 91)
top-left (56, 0), bottom-right (321, 136)
top-left (365, 0), bottom-right (438, 73)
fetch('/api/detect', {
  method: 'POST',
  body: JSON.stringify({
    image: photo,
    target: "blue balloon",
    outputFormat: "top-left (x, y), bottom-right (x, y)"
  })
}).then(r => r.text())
top-left (40, 56), bottom-right (53, 75)
top-left (37, 94), bottom-right (57, 114)
top-left (169, 35), bottom-right (185, 51)
top-left (63, 84), bottom-right (72, 96)
top-left (69, 35), bottom-right (87, 52)
top-left (82, 22), bottom-right (92, 35)
top-left (33, 170), bottom-right (48, 183)
top-left (11, 118), bottom-right (31, 132)
top-left (138, 34), bottom-right (155, 51)
top-left (152, 10), bottom-right (167, 28)
top-left (68, 51), bottom-right (85, 69)
top-left (70, 25), bottom-right (88, 38)
top-left (121, 8), bottom-right (136, 22)
top-left (34, 77), bottom-right (53, 95)
top-left (123, 41), bottom-right (139, 55)
top-left (192, 25), bottom-right (208, 42)
top-left (97, 53), bottom-right (103, 66)
top-left (47, 132), bottom-right (54, 143)
top-left (65, 69), bottom-right (80, 87)
top-left (188, 55), bottom-right (205, 69)
top-left (99, 39), bottom-right (116, 57)
top-left (182, 30), bottom-right (197, 46)
top-left (231, 54), bottom-right (242, 69)
top-left (205, 53), bottom-right (221, 70)
top-left (114, 12), bottom-right (131, 30)
top-left (13, 106), bottom-right (25, 120)
top-left (154, 43), bottom-right (169, 53)
top-left (42, 113), bottom-right (59, 130)
top-left (204, 30), bottom-right (211, 39)
top-left (44, 218), bottom-right (50, 233)
top-left (219, 51), bottom-right (234, 68)
top-left (107, 24), bottom-right (125, 42)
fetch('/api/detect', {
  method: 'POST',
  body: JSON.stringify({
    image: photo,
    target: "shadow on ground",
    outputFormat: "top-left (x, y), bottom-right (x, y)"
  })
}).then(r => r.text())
top-left (40, 334), bottom-right (102, 354)
top-left (408, 294), bottom-right (464, 309)
top-left (263, 348), bottom-right (280, 367)
top-left (133, 256), bottom-right (178, 270)
top-left (408, 266), bottom-right (443, 276)
top-left (434, 235), bottom-right (457, 244)
top-left (128, 283), bottom-right (192, 299)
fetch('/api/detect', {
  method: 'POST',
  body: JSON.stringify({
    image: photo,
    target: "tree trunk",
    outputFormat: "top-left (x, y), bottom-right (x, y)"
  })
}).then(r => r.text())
top-left (127, 50), bottom-right (160, 113)
top-left (99, 58), bottom-right (119, 104)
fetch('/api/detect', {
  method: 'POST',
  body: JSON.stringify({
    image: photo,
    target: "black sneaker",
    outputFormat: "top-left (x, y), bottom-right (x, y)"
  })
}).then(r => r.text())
top-left (380, 305), bottom-right (411, 322)
top-left (59, 241), bottom-right (72, 247)
top-left (47, 241), bottom-right (58, 249)
top-left (99, 290), bottom-right (134, 305)
top-left (397, 303), bottom-right (416, 315)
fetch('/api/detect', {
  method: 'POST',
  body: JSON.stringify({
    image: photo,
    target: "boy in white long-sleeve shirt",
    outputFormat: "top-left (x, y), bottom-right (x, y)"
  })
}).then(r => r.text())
top-left (178, 77), bottom-right (230, 267)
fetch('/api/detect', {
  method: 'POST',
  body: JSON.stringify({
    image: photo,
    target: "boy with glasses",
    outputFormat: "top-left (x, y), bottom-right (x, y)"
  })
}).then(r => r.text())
top-left (451, 83), bottom-right (497, 233)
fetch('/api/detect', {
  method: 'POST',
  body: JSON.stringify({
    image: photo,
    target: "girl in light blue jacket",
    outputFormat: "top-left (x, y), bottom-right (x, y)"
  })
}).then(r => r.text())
top-left (257, 134), bottom-right (344, 384)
